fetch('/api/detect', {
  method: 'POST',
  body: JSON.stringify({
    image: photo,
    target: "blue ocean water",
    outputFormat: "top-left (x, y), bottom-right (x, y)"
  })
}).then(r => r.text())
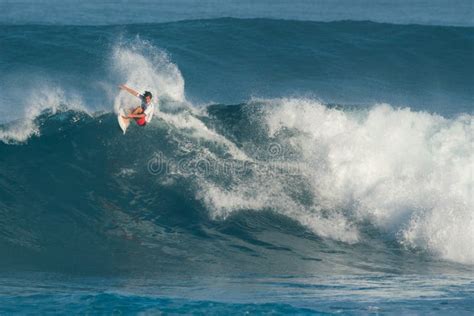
top-left (0, 1), bottom-right (473, 314)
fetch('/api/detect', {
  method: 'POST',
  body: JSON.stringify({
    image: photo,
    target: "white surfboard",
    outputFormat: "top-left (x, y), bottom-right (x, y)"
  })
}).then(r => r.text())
top-left (118, 109), bottom-right (130, 134)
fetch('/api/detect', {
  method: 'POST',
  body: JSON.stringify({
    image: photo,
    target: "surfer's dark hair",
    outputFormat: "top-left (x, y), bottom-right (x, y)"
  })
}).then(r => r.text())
top-left (143, 91), bottom-right (153, 99)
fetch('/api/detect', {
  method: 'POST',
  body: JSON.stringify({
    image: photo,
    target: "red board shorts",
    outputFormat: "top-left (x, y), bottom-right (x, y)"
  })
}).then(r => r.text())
top-left (136, 117), bottom-right (146, 126)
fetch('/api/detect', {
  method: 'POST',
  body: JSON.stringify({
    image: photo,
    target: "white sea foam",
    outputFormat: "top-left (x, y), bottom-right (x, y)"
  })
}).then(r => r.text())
top-left (0, 86), bottom-right (86, 144)
top-left (264, 98), bottom-right (473, 264)
top-left (158, 109), bottom-right (250, 161)
top-left (194, 97), bottom-right (473, 264)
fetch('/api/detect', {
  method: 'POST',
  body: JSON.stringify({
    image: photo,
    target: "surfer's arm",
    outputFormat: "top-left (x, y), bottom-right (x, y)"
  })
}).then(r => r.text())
top-left (119, 84), bottom-right (141, 98)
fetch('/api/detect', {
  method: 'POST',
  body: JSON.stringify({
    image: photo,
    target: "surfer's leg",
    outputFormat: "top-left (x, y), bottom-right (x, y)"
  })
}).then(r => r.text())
top-left (123, 107), bottom-right (142, 119)
top-left (131, 107), bottom-right (144, 115)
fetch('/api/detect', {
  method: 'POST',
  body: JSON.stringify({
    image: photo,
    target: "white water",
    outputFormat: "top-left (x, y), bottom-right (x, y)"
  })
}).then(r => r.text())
top-left (198, 97), bottom-right (473, 264)
top-left (0, 86), bottom-right (86, 144)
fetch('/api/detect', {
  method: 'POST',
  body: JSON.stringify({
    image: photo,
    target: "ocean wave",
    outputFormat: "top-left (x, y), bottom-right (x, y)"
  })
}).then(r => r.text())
top-left (0, 86), bottom-right (87, 144)
top-left (0, 28), bottom-right (472, 272)
top-left (259, 98), bottom-right (473, 264)
top-left (1, 96), bottom-right (472, 267)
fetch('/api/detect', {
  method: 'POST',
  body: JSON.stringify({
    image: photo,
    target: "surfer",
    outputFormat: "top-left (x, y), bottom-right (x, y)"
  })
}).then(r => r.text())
top-left (119, 84), bottom-right (155, 126)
